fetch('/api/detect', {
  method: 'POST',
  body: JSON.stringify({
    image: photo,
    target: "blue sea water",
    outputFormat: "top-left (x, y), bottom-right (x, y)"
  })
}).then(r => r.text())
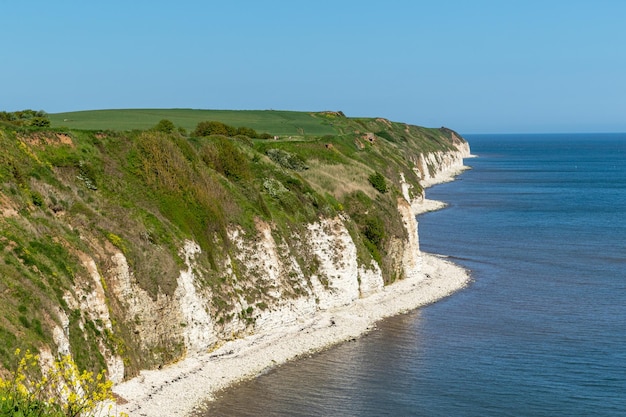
top-left (197, 133), bottom-right (626, 417)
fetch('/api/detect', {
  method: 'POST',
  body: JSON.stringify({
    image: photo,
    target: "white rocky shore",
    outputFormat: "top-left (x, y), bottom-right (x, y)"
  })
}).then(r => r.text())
top-left (112, 165), bottom-right (472, 417)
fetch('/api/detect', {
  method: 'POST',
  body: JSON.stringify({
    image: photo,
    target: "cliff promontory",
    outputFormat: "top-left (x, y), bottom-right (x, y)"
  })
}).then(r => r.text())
top-left (0, 110), bottom-right (470, 392)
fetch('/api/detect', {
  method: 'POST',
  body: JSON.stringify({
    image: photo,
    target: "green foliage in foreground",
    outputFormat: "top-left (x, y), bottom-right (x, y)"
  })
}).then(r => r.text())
top-left (0, 349), bottom-right (126, 417)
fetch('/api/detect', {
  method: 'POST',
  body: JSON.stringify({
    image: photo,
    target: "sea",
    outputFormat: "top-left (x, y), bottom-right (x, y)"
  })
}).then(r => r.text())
top-left (196, 133), bottom-right (626, 417)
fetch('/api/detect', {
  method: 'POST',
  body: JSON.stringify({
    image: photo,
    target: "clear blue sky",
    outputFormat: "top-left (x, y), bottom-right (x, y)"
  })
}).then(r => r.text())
top-left (3, 0), bottom-right (625, 133)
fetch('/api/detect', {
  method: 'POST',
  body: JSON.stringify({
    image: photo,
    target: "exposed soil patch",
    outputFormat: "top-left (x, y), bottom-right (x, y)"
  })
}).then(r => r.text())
top-left (0, 192), bottom-right (19, 217)
top-left (17, 132), bottom-right (74, 147)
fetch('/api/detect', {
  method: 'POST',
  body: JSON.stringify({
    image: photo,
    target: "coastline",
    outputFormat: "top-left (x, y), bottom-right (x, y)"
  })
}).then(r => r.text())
top-left (112, 165), bottom-right (472, 417)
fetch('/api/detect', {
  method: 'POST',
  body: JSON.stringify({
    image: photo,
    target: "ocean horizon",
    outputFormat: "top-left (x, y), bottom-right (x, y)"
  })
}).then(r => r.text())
top-left (197, 132), bottom-right (626, 417)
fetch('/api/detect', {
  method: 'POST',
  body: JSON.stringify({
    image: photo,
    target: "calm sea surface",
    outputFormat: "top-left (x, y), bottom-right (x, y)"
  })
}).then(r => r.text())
top-left (197, 133), bottom-right (626, 417)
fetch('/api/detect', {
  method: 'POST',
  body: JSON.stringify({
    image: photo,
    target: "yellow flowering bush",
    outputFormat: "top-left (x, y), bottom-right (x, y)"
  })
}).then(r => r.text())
top-left (0, 349), bottom-right (127, 417)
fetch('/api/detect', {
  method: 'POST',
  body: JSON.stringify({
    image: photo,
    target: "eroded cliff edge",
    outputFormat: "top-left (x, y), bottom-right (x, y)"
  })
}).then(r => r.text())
top-left (0, 114), bottom-right (470, 387)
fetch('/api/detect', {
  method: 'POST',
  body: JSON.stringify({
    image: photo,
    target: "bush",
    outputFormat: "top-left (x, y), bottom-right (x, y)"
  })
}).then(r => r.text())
top-left (134, 131), bottom-right (192, 191)
top-left (0, 110), bottom-right (49, 127)
top-left (194, 121), bottom-right (266, 139)
top-left (31, 117), bottom-right (51, 128)
top-left (368, 171), bottom-right (387, 193)
top-left (153, 119), bottom-right (175, 134)
top-left (31, 191), bottom-right (45, 207)
top-left (363, 216), bottom-right (385, 247)
top-left (0, 349), bottom-right (127, 417)
top-left (106, 232), bottom-right (127, 254)
top-left (266, 148), bottom-right (308, 171)
top-left (200, 137), bottom-right (250, 181)
top-left (236, 126), bottom-right (258, 138)
top-left (193, 121), bottom-right (236, 137)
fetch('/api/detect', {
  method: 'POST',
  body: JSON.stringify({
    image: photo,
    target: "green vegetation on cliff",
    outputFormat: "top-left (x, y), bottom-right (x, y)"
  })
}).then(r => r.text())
top-left (0, 109), bottom-right (466, 380)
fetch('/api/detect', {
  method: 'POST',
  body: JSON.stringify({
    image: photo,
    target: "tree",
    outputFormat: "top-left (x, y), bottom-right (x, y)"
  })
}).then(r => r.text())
top-left (236, 126), bottom-right (259, 138)
top-left (154, 119), bottom-right (175, 133)
top-left (194, 121), bottom-right (236, 137)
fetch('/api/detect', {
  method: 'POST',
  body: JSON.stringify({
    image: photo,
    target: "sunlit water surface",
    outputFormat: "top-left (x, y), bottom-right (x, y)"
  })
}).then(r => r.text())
top-left (196, 133), bottom-right (626, 417)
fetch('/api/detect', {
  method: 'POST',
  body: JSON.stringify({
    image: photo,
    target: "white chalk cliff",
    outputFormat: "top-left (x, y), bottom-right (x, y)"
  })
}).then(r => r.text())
top-left (51, 141), bottom-right (468, 382)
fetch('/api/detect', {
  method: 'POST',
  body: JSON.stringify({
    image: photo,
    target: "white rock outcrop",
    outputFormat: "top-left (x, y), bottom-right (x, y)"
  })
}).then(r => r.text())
top-left (417, 140), bottom-right (471, 188)
top-left (307, 217), bottom-right (361, 309)
top-left (174, 240), bottom-right (217, 352)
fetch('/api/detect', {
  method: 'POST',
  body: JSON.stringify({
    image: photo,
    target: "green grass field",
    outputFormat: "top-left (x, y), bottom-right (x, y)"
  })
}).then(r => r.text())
top-left (49, 109), bottom-right (340, 136)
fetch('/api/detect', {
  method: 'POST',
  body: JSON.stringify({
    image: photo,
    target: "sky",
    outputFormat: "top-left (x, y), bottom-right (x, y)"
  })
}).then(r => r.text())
top-left (3, 0), bottom-right (626, 133)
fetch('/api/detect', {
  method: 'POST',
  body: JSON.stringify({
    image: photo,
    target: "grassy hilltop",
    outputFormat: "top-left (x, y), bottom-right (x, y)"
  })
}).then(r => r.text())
top-left (49, 109), bottom-right (338, 136)
top-left (0, 108), bottom-right (465, 379)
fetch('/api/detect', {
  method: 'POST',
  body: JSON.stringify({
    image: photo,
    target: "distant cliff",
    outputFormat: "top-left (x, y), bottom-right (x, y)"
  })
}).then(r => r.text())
top-left (0, 110), bottom-right (469, 381)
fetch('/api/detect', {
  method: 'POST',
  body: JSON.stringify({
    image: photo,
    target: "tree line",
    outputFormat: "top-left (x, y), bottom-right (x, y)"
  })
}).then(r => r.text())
top-left (192, 120), bottom-right (273, 139)
top-left (153, 119), bottom-right (275, 139)
top-left (0, 109), bottom-right (50, 127)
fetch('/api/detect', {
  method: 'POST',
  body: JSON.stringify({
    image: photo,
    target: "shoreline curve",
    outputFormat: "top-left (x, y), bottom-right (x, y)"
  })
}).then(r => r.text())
top-left (112, 166), bottom-right (472, 417)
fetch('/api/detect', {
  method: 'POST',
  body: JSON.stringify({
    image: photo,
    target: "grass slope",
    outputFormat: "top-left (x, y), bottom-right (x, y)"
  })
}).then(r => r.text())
top-left (1, 109), bottom-right (466, 378)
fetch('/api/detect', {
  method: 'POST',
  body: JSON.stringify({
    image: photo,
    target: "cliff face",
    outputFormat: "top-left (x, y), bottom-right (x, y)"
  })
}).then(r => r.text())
top-left (0, 114), bottom-right (468, 381)
top-left (415, 131), bottom-right (471, 188)
top-left (95, 140), bottom-right (467, 381)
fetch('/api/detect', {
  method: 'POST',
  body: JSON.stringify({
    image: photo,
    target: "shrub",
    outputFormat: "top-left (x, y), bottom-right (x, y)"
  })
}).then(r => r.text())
top-left (31, 191), bottom-right (45, 207)
top-left (263, 177), bottom-right (288, 198)
top-left (200, 137), bottom-right (250, 181)
top-left (235, 126), bottom-right (258, 138)
top-left (153, 119), bottom-right (175, 134)
top-left (368, 171), bottom-right (387, 193)
top-left (134, 131), bottom-right (192, 191)
top-left (0, 348), bottom-right (127, 417)
top-left (31, 117), bottom-right (51, 128)
top-left (106, 232), bottom-right (127, 254)
top-left (363, 216), bottom-right (385, 247)
top-left (0, 110), bottom-right (49, 127)
top-left (193, 121), bottom-right (236, 137)
top-left (266, 149), bottom-right (308, 171)
top-left (193, 121), bottom-right (267, 139)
